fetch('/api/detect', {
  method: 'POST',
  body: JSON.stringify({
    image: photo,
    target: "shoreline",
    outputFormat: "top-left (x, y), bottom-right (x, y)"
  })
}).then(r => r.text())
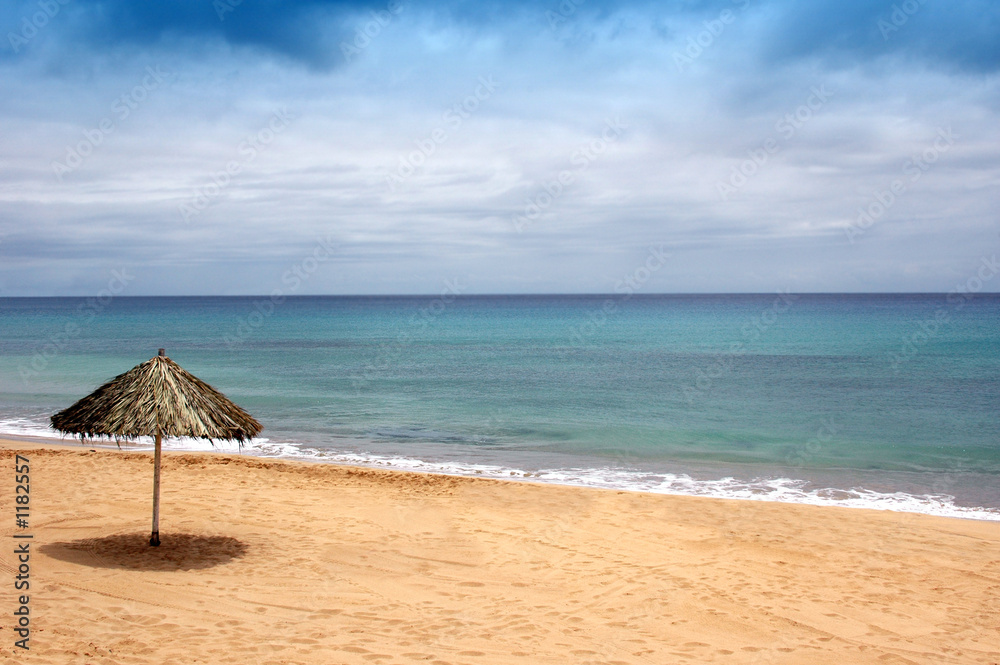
top-left (2, 429), bottom-right (998, 523)
top-left (1, 438), bottom-right (999, 664)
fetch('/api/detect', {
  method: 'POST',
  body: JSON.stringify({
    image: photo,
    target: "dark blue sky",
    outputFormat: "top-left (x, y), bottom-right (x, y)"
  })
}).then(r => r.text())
top-left (2, 0), bottom-right (998, 294)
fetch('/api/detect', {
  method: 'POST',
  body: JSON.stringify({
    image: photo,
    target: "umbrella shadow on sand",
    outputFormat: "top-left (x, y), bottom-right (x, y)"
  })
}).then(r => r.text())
top-left (40, 532), bottom-right (248, 571)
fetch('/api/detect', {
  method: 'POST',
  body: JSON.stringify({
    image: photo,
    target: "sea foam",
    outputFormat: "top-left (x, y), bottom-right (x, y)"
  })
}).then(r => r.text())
top-left (3, 417), bottom-right (997, 522)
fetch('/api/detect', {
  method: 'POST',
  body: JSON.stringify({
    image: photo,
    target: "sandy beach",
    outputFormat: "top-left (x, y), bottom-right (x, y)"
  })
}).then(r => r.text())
top-left (1, 438), bottom-right (998, 665)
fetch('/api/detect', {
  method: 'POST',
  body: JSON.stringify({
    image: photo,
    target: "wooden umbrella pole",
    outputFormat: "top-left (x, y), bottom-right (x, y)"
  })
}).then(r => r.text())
top-left (150, 347), bottom-right (165, 547)
top-left (150, 431), bottom-right (162, 546)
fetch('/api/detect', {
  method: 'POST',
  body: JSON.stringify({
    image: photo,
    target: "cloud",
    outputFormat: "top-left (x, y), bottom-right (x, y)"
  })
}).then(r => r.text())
top-left (760, 0), bottom-right (1000, 73)
top-left (3, 0), bottom-right (388, 67)
top-left (5, 0), bottom-right (1000, 74)
top-left (0, 0), bottom-right (998, 295)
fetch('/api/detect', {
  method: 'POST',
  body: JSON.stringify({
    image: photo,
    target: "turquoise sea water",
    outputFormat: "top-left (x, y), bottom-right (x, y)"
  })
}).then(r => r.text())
top-left (1, 294), bottom-right (998, 519)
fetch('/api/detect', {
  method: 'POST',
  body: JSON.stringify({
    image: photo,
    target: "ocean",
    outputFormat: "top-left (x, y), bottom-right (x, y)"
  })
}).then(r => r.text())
top-left (1, 294), bottom-right (998, 520)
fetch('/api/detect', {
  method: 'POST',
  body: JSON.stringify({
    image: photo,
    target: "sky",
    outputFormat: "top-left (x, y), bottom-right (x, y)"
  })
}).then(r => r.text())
top-left (1, 0), bottom-right (998, 296)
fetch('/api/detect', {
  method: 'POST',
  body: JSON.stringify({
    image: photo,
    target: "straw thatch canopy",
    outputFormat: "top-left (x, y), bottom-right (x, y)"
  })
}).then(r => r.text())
top-left (51, 350), bottom-right (261, 547)
top-left (51, 353), bottom-right (262, 442)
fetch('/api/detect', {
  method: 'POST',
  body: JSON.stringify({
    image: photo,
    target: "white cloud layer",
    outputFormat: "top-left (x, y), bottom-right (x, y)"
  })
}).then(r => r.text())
top-left (1, 0), bottom-right (998, 295)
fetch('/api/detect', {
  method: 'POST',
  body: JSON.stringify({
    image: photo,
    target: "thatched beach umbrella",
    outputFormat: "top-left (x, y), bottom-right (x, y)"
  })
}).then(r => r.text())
top-left (51, 349), bottom-right (262, 546)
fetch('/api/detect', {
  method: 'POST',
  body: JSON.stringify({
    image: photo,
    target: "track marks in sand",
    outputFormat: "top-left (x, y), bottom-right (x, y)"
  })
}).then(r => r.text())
top-left (6, 444), bottom-right (1000, 665)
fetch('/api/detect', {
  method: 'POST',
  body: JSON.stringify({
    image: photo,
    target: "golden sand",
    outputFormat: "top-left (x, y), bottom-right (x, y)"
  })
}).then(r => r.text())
top-left (1, 438), bottom-right (998, 664)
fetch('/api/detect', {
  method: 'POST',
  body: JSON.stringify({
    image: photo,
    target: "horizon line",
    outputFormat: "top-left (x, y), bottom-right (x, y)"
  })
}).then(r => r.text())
top-left (3, 292), bottom-right (999, 299)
